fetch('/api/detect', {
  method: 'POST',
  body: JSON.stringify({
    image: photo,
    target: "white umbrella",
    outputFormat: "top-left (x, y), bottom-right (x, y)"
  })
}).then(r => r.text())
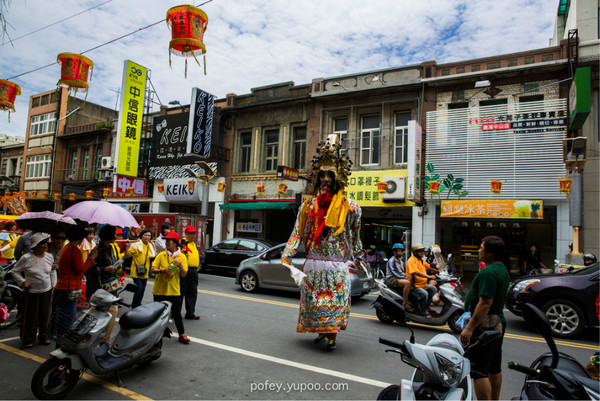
top-left (63, 200), bottom-right (139, 228)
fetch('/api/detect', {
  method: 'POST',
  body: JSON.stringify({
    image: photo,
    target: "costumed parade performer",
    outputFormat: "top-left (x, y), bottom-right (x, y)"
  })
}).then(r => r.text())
top-left (281, 134), bottom-right (366, 351)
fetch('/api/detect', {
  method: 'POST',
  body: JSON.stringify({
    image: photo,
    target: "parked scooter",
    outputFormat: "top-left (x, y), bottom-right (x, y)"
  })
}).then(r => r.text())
top-left (376, 295), bottom-right (500, 400)
top-left (0, 261), bottom-right (22, 329)
top-left (373, 270), bottom-right (466, 333)
top-left (508, 303), bottom-right (600, 400)
top-left (31, 283), bottom-right (172, 400)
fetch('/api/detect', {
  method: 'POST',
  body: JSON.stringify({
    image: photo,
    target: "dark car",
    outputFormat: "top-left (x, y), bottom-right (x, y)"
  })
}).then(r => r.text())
top-left (202, 238), bottom-right (278, 271)
top-left (234, 243), bottom-right (373, 298)
top-left (506, 262), bottom-right (599, 339)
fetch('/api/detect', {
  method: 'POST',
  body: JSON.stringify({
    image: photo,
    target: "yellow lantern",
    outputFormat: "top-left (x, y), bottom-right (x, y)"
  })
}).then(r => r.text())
top-left (69, 193), bottom-right (76, 201)
top-left (126, 187), bottom-right (135, 196)
top-left (428, 181), bottom-right (441, 194)
top-left (30, 190), bottom-right (37, 198)
top-left (53, 193), bottom-right (61, 201)
top-left (40, 192), bottom-right (49, 199)
top-left (559, 178), bottom-right (573, 197)
top-left (188, 180), bottom-right (196, 191)
top-left (490, 180), bottom-right (503, 194)
top-left (377, 181), bottom-right (387, 193)
top-left (217, 182), bottom-right (226, 192)
top-left (86, 190), bottom-right (94, 199)
top-left (278, 183), bottom-right (288, 195)
top-left (256, 183), bottom-right (265, 194)
top-left (157, 184), bottom-right (165, 193)
top-left (103, 188), bottom-right (111, 197)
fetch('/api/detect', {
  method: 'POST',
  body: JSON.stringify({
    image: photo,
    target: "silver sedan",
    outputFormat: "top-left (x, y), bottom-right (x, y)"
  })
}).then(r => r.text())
top-left (234, 243), bottom-right (373, 298)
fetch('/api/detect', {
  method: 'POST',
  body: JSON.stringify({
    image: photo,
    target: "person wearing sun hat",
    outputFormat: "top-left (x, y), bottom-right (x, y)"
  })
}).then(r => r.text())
top-left (181, 225), bottom-right (200, 320)
top-left (11, 233), bottom-right (54, 348)
top-left (151, 231), bottom-right (189, 344)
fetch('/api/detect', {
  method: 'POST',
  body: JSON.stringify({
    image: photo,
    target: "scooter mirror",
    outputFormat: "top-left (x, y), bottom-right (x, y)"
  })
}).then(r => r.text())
top-left (380, 297), bottom-right (407, 326)
top-left (522, 303), bottom-right (559, 368)
top-left (123, 282), bottom-right (138, 293)
top-left (477, 330), bottom-right (501, 347)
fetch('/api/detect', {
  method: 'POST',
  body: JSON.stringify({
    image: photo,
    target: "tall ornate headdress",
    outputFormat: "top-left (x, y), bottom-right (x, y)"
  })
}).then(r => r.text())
top-left (309, 134), bottom-right (353, 188)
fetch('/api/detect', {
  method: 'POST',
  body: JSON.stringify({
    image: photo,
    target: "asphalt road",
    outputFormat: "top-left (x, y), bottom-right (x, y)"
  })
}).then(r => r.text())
top-left (0, 271), bottom-right (597, 400)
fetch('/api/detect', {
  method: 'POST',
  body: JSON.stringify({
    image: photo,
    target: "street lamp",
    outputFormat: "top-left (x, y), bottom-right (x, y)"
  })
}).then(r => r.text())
top-left (168, 100), bottom-right (189, 112)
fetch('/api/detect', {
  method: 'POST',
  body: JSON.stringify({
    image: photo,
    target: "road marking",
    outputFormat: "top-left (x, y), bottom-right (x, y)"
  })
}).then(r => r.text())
top-left (0, 336), bottom-right (19, 342)
top-left (188, 335), bottom-right (392, 388)
top-left (0, 342), bottom-right (152, 400)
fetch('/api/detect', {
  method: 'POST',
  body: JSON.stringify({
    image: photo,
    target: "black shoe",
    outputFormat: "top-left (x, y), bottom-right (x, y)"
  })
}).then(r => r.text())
top-left (314, 334), bottom-right (326, 344)
top-left (326, 339), bottom-right (336, 351)
top-left (185, 315), bottom-right (200, 320)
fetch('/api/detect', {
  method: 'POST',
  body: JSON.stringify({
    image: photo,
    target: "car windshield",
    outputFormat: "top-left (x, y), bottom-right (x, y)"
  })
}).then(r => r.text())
top-left (571, 263), bottom-right (599, 275)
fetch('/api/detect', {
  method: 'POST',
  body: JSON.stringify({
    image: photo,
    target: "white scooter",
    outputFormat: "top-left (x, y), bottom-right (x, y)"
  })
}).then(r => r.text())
top-left (31, 284), bottom-right (172, 399)
top-left (376, 296), bottom-right (500, 400)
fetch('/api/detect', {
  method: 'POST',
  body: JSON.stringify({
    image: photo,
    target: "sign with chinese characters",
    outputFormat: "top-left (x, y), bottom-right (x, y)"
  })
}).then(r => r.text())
top-left (112, 175), bottom-right (147, 198)
top-left (236, 222), bottom-right (263, 233)
top-left (569, 67), bottom-right (591, 130)
top-left (345, 169), bottom-right (415, 207)
top-left (440, 199), bottom-right (544, 219)
top-left (186, 87), bottom-right (215, 158)
top-left (276, 165), bottom-right (299, 181)
top-left (115, 60), bottom-right (147, 177)
top-left (149, 112), bottom-right (207, 179)
top-left (406, 121), bottom-right (422, 202)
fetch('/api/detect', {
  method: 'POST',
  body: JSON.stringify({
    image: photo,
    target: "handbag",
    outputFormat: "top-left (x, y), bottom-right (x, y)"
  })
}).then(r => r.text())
top-left (135, 245), bottom-right (150, 276)
top-left (473, 314), bottom-right (503, 338)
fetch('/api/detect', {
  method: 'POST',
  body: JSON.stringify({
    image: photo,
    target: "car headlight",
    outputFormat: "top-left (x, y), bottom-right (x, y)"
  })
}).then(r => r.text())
top-left (435, 353), bottom-right (463, 387)
top-left (512, 279), bottom-right (540, 292)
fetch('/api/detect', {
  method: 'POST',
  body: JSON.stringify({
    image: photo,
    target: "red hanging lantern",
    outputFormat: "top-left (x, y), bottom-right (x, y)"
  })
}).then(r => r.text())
top-left (559, 178), bottom-right (573, 197)
top-left (188, 180), bottom-right (196, 191)
top-left (69, 193), bottom-right (76, 201)
top-left (40, 192), bottom-right (49, 199)
top-left (30, 190), bottom-right (37, 198)
top-left (428, 181), bottom-right (441, 194)
top-left (166, 5), bottom-right (208, 77)
top-left (256, 183), bottom-right (265, 194)
top-left (126, 187), bottom-right (135, 196)
top-left (377, 181), bottom-right (387, 193)
top-left (157, 184), bottom-right (165, 193)
top-left (0, 80), bottom-right (21, 121)
top-left (85, 190), bottom-right (94, 199)
top-left (53, 193), bottom-right (61, 201)
top-left (56, 53), bottom-right (94, 98)
top-left (278, 183), bottom-right (288, 195)
top-left (103, 188), bottom-right (111, 197)
top-left (217, 182), bottom-right (226, 192)
top-left (490, 180), bottom-right (503, 194)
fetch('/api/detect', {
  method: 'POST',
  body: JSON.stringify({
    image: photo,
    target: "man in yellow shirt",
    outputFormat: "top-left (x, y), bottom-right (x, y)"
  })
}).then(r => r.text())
top-left (406, 243), bottom-right (437, 317)
top-left (0, 221), bottom-right (19, 262)
top-left (181, 226), bottom-right (200, 320)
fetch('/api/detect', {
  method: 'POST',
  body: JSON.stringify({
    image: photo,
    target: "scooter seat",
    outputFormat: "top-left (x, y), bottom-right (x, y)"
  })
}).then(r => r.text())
top-left (120, 302), bottom-right (166, 330)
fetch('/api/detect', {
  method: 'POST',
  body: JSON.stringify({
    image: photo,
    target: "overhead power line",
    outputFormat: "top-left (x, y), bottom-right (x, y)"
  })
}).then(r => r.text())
top-left (0, 0), bottom-right (114, 47)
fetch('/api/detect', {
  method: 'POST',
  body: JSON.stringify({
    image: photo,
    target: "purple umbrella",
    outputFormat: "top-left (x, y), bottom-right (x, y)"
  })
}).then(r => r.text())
top-left (15, 211), bottom-right (77, 233)
top-left (63, 201), bottom-right (140, 228)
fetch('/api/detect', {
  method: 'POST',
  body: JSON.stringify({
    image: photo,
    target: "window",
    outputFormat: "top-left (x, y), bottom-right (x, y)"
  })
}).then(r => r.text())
top-left (360, 115), bottom-right (380, 165)
top-left (218, 240), bottom-right (237, 250)
top-left (334, 118), bottom-right (348, 156)
top-left (264, 129), bottom-right (279, 172)
top-left (32, 97), bottom-right (40, 108)
top-left (292, 126), bottom-right (306, 170)
top-left (236, 240), bottom-right (257, 251)
top-left (69, 149), bottom-right (78, 178)
top-left (239, 131), bottom-right (252, 173)
top-left (30, 112), bottom-right (58, 136)
top-left (394, 112), bottom-right (410, 164)
top-left (25, 155), bottom-right (51, 178)
top-left (81, 148), bottom-right (90, 180)
top-left (519, 95), bottom-right (544, 103)
top-left (95, 145), bottom-right (103, 170)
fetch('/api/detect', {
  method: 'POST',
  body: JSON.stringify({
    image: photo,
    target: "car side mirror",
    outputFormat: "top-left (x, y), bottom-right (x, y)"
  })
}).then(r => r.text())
top-left (212, 246), bottom-right (220, 252)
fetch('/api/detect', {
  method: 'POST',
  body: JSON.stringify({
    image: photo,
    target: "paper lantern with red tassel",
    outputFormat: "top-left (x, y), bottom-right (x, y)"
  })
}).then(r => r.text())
top-left (166, 5), bottom-right (208, 77)
top-left (69, 193), bottom-right (76, 201)
top-left (490, 180), bottom-right (503, 194)
top-left (53, 193), bottom-right (61, 201)
top-left (103, 188), bottom-right (111, 197)
top-left (256, 183), bottom-right (265, 194)
top-left (85, 190), bottom-right (94, 199)
top-left (217, 182), bottom-right (226, 192)
top-left (40, 192), bottom-right (49, 199)
top-left (278, 183), bottom-right (288, 195)
top-left (377, 182), bottom-right (387, 193)
top-left (559, 178), bottom-right (573, 197)
top-left (157, 184), bottom-right (165, 193)
top-left (56, 53), bottom-right (94, 99)
top-left (0, 80), bottom-right (21, 121)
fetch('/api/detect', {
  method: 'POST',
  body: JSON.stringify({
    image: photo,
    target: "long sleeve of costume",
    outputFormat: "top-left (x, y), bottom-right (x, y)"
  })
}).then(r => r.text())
top-left (281, 198), bottom-right (310, 265)
top-left (350, 202), bottom-right (366, 271)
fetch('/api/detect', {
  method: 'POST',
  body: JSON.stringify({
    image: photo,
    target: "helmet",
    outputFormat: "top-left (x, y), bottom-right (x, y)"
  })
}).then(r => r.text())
top-left (392, 243), bottom-right (404, 250)
top-left (411, 243), bottom-right (426, 253)
top-left (583, 253), bottom-right (597, 264)
top-left (423, 247), bottom-right (431, 253)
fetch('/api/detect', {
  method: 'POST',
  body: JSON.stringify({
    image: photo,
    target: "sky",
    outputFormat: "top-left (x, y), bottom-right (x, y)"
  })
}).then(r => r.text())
top-left (0, 0), bottom-right (558, 139)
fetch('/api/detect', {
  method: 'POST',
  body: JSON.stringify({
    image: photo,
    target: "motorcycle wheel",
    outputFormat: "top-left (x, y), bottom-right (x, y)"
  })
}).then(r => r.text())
top-left (31, 358), bottom-right (80, 400)
top-left (377, 384), bottom-right (400, 400)
top-left (375, 308), bottom-right (395, 324)
top-left (137, 340), bottom-right (163, 368)
top-left (447, 309), bottom-right (464, 334)
top-left (0, 286), bottom-right (22, 329)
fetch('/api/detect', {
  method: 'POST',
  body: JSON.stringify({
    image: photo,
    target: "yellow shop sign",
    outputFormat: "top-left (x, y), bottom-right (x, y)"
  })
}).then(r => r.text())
top-left (441, 199), bottom-right (543, 219)
top-left (345, 169), bottom-right (415, 207)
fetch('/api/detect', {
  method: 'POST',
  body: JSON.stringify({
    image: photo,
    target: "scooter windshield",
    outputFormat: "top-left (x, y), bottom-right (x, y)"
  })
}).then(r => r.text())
top-left (426, 333), bottom-right (464, 354)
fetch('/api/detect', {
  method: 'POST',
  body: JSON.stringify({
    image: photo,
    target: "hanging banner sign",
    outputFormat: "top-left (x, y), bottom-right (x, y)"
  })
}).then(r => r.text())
top-left (236, 222), bottom-right (263, 233)
top-left (441, 199), bottom-right (544, 219)
top-left (111, 175), bottom-right (147, 198)
top-left (345, 169), bottom-right (415, 207)
top-left (186, 87), bottom-right (215, 158)
top-left (276, 166), bottom-right (299, 181)
top-left (115, 60), bottom-right (147, 177)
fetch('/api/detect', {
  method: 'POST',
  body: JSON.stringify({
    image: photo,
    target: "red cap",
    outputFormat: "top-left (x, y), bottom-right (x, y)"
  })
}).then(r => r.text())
top-left (115, 229), bottom-right (124, 235)
top-left (163, 232), bottom-right (180, 242)
top-left (184, 226), bottom-right (197, 233)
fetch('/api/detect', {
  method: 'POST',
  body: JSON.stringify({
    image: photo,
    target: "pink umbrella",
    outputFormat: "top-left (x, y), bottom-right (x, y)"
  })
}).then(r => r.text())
top-left (63, 201), bottom-right (140, 228)
top-left (15, 211), bottom-right (77, 233)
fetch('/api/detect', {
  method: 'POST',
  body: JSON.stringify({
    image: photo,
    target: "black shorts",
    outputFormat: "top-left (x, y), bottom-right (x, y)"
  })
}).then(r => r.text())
top-left (469, 322), bottom-right (507, 379)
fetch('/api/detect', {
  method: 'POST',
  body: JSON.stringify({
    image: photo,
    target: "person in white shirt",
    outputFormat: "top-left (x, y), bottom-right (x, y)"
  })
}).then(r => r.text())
top-left (11, 232), bottom-right (55, 348)
top-left (154, 222), bottom-right (173, 255)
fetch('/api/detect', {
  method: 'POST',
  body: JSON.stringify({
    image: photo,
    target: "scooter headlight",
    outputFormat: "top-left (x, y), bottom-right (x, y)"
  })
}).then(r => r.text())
top-left (435, 353), bottom-right (463, 387)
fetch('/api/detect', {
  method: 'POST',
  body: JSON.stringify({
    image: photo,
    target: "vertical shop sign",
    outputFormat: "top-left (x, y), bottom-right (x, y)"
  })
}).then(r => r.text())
top-left (115, 60), bottom-right (147, 177)
top-left (187, 87), bottom-right (215, 158)
top-left (407, 121), bottom-right (423, 202)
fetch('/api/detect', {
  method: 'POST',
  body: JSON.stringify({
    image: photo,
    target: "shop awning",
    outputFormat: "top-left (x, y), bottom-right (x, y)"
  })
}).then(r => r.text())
top-left (220, 201), bottom-right (295, 210)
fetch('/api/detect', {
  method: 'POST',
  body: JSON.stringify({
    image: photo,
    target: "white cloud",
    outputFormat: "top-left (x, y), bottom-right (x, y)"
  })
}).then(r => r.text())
top-left (0, 0), bottom-right (556, 138)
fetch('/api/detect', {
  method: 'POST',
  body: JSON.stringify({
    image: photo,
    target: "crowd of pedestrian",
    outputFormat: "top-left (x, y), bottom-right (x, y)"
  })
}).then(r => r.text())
top-left (2, 219), bottom-right (202, 349)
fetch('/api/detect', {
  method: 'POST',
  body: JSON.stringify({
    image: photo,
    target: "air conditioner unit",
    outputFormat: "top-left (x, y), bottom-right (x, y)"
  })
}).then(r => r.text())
top-left (101, 157), bottom-right (112, 169)
top-left (382, 177), bottom-right (406, 202)
top-left (100, 170), bottom-right (113, 181)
